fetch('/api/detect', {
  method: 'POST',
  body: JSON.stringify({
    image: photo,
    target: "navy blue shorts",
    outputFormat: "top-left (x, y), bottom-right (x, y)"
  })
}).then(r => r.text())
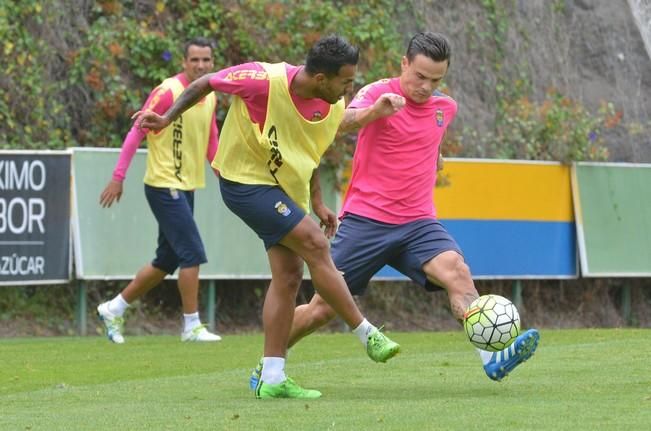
top-left (144, 185), bottom-right (207, 274)
top-left (219, 177), bottom-right (305, 250)
top-left (331, 213), bottom-right (463, 295)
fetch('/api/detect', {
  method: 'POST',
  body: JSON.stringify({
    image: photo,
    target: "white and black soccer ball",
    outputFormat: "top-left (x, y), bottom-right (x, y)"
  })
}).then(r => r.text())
top-left (463, 294), bottom-right (520, 352)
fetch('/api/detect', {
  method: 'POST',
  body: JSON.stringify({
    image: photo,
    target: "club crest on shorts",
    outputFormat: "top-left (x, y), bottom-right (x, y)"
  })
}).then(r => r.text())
top-left (274, 201), bottom-right (291, 217)
top-left (436, 109), bottom-right (444, 127)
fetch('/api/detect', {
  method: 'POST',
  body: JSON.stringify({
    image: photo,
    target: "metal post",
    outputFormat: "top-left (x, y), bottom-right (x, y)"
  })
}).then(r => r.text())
top-left (512, 280), bottom-right (523, 310)
top-left (205, 280), bottom-right (216, 332)
top-left (76, 281), bottom-right (87, 336)
top-left (621, 285), bottom-right (631, 326)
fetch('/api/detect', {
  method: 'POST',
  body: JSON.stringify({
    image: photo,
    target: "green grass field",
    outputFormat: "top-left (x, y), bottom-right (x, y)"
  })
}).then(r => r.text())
top-left (1, 329), bottom-right (649, 430)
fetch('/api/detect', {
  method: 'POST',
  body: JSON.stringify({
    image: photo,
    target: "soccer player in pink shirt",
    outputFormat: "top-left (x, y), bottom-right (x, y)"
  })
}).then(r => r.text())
top-left (285, 32), bottom-right (540, 382)
top-left (97, 37), bottom-right (221, 344)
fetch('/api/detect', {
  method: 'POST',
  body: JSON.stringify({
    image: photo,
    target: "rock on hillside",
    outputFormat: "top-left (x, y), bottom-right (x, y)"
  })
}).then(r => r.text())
top-left (403, 0), bottom-right (651, 162)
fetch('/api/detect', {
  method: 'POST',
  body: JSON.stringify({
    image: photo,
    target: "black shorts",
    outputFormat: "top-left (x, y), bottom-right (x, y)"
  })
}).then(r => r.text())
top-left (332, 213), bottom-right (463, 295)
top-left (219, 177), bottom-right (305, 250)
top-left (144, 185), bottom-right (207, 274)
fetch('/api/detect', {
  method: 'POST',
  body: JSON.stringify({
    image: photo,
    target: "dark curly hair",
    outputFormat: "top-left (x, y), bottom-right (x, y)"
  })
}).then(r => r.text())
top-left (305, 34), bottom-right (359, 77)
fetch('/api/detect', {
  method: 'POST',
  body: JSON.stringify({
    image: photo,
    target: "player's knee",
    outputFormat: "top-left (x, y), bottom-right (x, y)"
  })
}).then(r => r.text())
top-left (454, 258), bottom-right (471, 280)
top-left (283, 266), bottom-right (304, 288)
top-left (430, 252), bottom-right (472, 287)
top-left (274, 260), bottom-right (304, 289)
top-left (447, 258), bottom-right (471, 286)
top-left (302, 230), bottom-right (330, 258)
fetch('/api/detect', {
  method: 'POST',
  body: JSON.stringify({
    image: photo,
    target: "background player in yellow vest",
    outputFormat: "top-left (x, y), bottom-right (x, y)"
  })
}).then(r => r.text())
top-left (136, 35), bottom-right (401, 399)
top-left (97, 37), bottom-right (221, 344)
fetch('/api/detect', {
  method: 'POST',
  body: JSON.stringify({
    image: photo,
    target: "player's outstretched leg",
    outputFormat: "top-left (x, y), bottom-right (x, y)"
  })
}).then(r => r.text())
top-left (366, 327), bottom-right (401, 363)
top-left (97, 302), bottom-right (125, 344)
top-left (483, 328), bottom-right (540, 381)
top-left (255, 377), bottom-right (322, 400)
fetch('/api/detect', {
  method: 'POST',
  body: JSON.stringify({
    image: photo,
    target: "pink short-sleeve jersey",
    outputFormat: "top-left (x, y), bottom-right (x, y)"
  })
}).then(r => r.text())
top-left (208, 62), bottom-right (331, 127)
top-left (342, 77), bottom-right (457, 224)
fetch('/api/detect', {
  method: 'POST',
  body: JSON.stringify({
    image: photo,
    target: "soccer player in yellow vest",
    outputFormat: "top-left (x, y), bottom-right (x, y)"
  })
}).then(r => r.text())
top-left (97, 37), bottom-right (221, 344)
top-left (136, 35), bottom-right (401, 399)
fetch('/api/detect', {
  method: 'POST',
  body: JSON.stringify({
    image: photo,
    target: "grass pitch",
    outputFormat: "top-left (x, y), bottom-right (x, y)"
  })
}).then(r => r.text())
top-left (1, 329), bottom-right (649, 430)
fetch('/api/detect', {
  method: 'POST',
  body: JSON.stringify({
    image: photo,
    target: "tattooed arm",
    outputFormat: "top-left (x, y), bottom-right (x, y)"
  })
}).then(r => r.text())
top-left (337, 92), bottom-right (406, 135)
top-left (135, 74), bottom-right (215, 131)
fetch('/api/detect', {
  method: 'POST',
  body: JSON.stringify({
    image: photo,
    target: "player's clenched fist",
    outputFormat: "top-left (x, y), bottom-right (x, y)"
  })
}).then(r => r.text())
top-left (371, 93), bottom-right (406, 118)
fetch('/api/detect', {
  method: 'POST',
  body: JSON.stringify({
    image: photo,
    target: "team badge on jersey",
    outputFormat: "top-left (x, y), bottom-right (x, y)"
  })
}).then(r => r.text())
top-left (436, 109), bottom-right (444, 127)
top-left (274, 201), bottom-right (291, 217)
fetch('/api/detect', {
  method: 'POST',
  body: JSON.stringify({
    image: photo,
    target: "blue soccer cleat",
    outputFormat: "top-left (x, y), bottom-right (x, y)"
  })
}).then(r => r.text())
top-left (249, 357), bottom-right (263, 390)
top-left (483, 328), bottom-right (540, 381)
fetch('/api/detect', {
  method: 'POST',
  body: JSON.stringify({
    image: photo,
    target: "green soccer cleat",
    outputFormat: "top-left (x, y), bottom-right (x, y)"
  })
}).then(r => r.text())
top-left (249, 357), bottom-right (263, 390)
top-left (366, 327), bottom-right (400, 363)
top-left (255, 377), bottom-right (322, 399)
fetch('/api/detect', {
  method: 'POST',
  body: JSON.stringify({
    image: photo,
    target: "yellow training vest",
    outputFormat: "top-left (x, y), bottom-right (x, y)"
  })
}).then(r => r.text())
top-left (144, 76), bottom-right (216, 190)
top-left (213, 62), bottom-right (344, 211)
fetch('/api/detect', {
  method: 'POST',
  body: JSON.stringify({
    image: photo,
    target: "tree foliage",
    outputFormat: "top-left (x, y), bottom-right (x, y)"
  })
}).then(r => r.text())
top-left (1, 0), bottom-right (404, 149)
top-left (0, 0), bottom-right (617, 164)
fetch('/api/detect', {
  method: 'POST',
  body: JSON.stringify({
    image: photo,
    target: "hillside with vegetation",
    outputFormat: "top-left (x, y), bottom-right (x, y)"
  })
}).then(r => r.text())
top-left (2, 0), bottom-right (649, 161)
top-left (1, 0), bottom-right (650, 335)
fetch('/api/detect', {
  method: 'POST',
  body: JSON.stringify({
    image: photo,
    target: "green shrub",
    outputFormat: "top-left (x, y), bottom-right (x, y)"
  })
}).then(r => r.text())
top-left (1, 0), bottom-right (404, 149)
top-left (491, 91), bottom-right (616, 162)
top-left (0, 1), bottom-right (73, 149)
top-left (1, 0), bottom-right (638, 164)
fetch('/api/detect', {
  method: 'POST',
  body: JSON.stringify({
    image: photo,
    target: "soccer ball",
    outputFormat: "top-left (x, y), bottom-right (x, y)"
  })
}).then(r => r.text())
top-left (463, 294), bottom-right (520, 352)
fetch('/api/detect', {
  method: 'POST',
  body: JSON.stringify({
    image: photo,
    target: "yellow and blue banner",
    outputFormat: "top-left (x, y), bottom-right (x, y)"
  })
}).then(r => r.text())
top-left (374, 159), bottom-right (577, 279)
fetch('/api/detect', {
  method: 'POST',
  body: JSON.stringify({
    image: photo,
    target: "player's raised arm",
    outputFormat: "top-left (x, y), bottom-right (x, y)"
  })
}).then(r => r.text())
top-left (134, 74), bottom-right (216, 131)
top-left (337, 92), bottom-right (405, 135)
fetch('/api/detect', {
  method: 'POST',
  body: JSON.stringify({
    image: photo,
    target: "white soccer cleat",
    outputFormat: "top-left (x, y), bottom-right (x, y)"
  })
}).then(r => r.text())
top-left (97, 302), bottom-right (125, 344)
top-left (181, 324), bottom-right (222, 342)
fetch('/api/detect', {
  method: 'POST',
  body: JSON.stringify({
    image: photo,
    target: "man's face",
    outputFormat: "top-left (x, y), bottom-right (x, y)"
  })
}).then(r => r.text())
top-left (315, 64), bottom-right (357, 104)
top-left (182, 45), bottom-right (214, 82)
top-left (400, 53), bottom-right (448, 104)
